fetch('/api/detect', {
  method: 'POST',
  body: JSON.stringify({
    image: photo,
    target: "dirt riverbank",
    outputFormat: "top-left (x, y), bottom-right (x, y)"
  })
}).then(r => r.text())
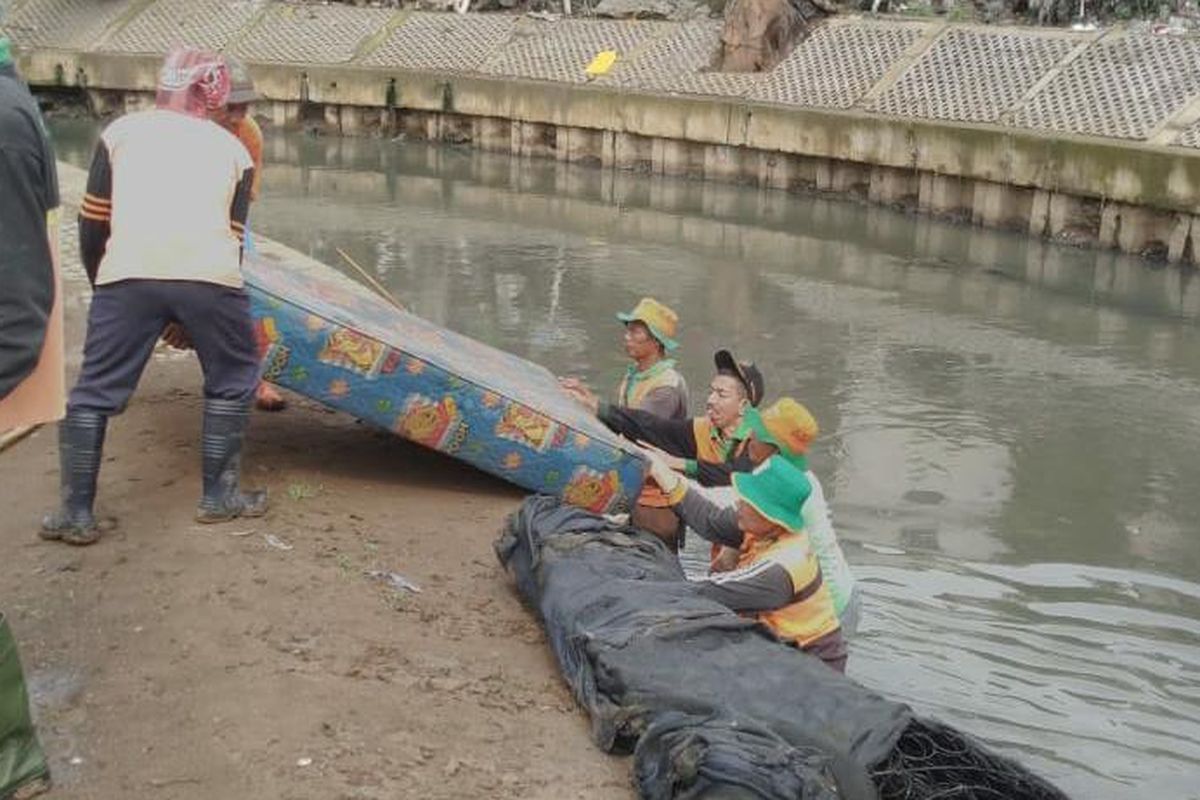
top-left (0, 165), bottom-right (632, 800)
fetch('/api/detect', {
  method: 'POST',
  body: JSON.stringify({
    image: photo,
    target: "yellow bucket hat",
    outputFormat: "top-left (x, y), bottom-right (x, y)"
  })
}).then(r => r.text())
top-left (617, 297), bottom-right (679, 351)
top-left (751, 398), bottom-right (819, 461)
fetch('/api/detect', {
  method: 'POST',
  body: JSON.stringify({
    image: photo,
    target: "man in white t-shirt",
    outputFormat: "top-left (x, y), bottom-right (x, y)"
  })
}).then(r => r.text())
top-left (41, 48), bottom-right (267, 545)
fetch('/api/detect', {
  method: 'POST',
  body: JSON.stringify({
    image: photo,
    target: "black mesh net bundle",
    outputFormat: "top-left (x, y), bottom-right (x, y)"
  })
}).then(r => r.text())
top-left (495, 496), bottom-right (1072, 800)
top-left (871, 718), bottom-right (1068, 800)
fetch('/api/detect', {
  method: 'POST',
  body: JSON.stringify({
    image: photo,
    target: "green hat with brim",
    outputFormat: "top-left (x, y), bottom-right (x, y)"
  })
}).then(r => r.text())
top-left (732, 456), bottom-right (812, 533)
top-left (616, 297), bottom-right (680, 352)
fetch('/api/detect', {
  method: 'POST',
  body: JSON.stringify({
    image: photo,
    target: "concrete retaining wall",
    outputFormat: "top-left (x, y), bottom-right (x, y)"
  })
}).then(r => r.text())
top-left (7, 0), bottom-right (1200, 264)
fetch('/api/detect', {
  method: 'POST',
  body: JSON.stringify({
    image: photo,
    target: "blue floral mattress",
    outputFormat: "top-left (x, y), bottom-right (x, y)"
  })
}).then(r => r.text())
top-left (242, 240), bottom-right (644, 515)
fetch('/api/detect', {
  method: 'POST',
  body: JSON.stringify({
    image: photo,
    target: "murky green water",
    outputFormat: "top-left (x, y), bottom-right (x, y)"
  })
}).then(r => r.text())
top-left (50, 119), bottom-right (1200, 798)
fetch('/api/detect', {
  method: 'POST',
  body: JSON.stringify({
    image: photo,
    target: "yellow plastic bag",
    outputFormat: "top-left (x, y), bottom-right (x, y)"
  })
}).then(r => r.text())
top-left (585, 50), bottom-right (618, 77)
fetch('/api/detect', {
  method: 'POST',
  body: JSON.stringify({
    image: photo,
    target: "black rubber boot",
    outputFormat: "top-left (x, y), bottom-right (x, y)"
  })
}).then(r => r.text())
top-left (40, 409), bottom-right (107, 546)
top-left (195, 398), bottom-right (268, 524)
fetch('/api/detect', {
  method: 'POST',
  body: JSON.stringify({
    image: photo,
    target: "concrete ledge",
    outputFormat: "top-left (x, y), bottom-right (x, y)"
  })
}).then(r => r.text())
top-left (17, 45), bottom-right (1200, 265)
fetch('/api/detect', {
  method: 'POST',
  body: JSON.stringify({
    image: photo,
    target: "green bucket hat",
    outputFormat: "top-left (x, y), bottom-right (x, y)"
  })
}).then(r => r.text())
top-left (616, 297), bottom-right (679, 351)
top-left (1, 1), bottom-right (13, 65)
top-left (732, 456), bottom-right (812, 532)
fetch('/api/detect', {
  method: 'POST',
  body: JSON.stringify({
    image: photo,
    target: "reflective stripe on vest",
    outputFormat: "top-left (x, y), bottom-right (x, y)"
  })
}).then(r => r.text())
top-left (617, 363), bottom-right (682, 411)
top-left (743, 533), bottom-right (841, 647)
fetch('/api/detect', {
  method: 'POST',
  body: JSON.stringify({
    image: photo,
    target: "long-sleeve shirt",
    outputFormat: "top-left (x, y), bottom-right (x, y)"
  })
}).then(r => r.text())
top-left (669, 479), bottom-right (847, 671)
top-left (597, 403), bottom-right (751, 487)
top-left (0, 62), bottom-right (59, 401)
top-left (79, 109), bottom-right (254, 288)
top-left (801, 471), bottom-right (857, 617)
top-left (678, 466), bottom-right (858, 619)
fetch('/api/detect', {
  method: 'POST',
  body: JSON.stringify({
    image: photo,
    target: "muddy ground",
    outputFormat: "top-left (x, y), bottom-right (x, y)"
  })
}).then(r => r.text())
top-left (0, 166), bottom-right (634, 799)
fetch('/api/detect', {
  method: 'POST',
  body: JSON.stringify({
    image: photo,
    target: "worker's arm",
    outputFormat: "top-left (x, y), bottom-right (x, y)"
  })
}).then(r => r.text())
top-left (78, 141), bottom-right (112, 286)
top-left (597, 402), bottom-right (698, 458)
top-left (691, 450), bottom-right (756, 487)
top-left (692, 561), bottom-right (794, 613)
top-left (637, 385), bottom-right (686, 420)
top-left (238, 116), bottom-right (263, 201)
top-left (0, 152), bottom-right (52, 399)
top-left (229, 166), bottom-right (254, 262)
top-left (668, 482), bottom-right (743, 548)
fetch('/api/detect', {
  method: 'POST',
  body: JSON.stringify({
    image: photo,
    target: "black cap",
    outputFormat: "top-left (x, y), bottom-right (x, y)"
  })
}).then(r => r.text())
top-left (714, 349), bottom-right (764, 407)
top-left (224, 55), bottom-right (259, 105)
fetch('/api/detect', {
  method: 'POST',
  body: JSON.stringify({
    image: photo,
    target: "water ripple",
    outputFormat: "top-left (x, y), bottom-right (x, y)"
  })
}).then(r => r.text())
top-left (850, 560), bottom-right (1200, 798)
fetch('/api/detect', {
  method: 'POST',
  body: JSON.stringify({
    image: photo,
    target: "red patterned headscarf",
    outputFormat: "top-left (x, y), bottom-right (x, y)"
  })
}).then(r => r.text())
top-left (155, 47), bottom-right (230, 119)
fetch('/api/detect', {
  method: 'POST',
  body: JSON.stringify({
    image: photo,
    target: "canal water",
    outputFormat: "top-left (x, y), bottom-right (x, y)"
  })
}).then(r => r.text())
top-left (50, 119), bottom-right (1200, 798)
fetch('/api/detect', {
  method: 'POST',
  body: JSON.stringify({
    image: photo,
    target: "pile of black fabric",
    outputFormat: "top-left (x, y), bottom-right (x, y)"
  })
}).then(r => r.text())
top-left (495, 496), bottom-right (1072, 800)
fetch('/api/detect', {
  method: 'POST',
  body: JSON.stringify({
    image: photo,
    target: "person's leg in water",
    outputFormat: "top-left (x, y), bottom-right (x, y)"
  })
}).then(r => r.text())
top-left (169, 280), bottom-right (268, 522)
top-left (839, 585), bottom-right (863, 638)
top-left (41, 281), bottom-right (170, 545)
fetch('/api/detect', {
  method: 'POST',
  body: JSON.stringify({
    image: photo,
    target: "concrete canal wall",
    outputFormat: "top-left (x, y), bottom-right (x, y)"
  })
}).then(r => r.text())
top-left (7, 0), bottom-right (1200, 264)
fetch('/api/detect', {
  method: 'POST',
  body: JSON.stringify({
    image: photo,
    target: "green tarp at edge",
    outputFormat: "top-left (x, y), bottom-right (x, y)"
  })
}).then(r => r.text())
top-left (0, 614), bottom-right (49, 799)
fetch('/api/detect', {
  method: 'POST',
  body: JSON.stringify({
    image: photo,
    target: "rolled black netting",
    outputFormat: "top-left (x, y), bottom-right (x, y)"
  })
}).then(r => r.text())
top-left (495, 496), bottom-right (1071, 800)
top-left (871, 718), bottom-right (1068, 800)
top-left (634, 712), bottom-right (843, 800)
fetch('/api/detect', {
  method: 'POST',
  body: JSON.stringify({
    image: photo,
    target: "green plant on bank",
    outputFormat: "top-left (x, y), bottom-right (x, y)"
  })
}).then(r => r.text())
top-left (856, 0), bottom-right (1192, 23)
top-left (383, 588), bottom-right (411, 612)
top-left (946, 2), bottom-right (976, 20)
top-left (287, 482), bottom-right (322, 501)
top-left (320, 0), bottom-right (1191, 24)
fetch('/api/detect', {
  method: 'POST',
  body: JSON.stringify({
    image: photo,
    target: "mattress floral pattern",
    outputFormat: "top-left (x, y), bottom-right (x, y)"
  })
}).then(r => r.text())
top-left (243, 243), bottom-right (644, 514)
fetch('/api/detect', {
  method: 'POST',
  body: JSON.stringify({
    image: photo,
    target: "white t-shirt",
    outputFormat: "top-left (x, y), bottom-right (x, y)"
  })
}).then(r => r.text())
top-left (96, 109), bottom-right (252, 288)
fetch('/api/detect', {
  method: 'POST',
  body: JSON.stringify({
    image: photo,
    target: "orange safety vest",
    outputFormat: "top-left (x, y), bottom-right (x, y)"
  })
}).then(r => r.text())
top-left (693, 417), bottom-right (750, 464)
top-left (234, 115), bottom-right (263, 201)
top-left (623, 362), bottom-right (687, 509)
top-left (616, 360), bottom-right (685, 412)
top-left (739, 531), bottom-right (841, 648)
top-left (692, 416), bottom-right (752, 560)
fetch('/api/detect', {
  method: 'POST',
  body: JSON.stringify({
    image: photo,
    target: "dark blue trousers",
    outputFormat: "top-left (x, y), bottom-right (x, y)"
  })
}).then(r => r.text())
top-left (68, 279), bottom-right (260, 415)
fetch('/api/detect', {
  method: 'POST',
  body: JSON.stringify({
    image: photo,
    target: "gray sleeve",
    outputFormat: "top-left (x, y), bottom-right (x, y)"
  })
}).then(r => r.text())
top-left (674, 487), bottom-right (743, 548)
top-left (693, 561), bottom-right (794, 613)
top-left (638, 385), bottom-right (686, 420)
top-left (0, 94), bottom-right (55, 399)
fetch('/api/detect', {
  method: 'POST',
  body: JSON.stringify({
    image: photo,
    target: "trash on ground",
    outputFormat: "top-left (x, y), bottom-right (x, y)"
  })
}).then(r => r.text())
top-left (861, 542), bottom-right (906, 556)
top-left (264, 534), bottom-right (294, 551)
top-left (364, 569), bottom-right (421, 594)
